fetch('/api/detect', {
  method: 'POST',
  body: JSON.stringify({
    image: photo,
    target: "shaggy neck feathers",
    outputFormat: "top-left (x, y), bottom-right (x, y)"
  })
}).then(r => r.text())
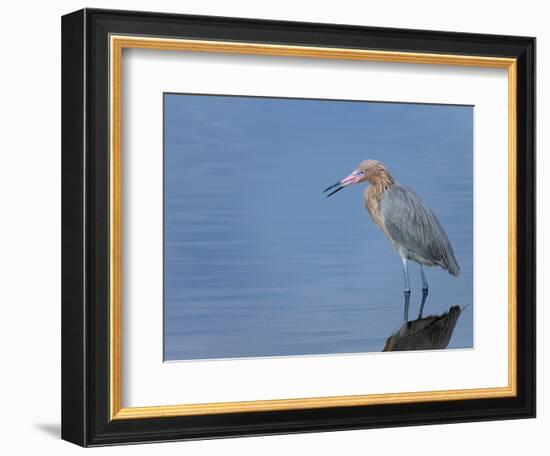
top-left (364, 166), bottom-right (395, 229)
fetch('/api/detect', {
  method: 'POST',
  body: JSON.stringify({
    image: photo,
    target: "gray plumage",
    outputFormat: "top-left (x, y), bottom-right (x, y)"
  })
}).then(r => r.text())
top-left (380, 184), bottom-right (460, 276)
top-left (323, 159), bottom-right (461, 321)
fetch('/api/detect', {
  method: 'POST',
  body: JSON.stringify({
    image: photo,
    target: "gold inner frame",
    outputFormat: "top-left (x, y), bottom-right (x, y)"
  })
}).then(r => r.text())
top-left (109, 35), bottom-right (518, 420)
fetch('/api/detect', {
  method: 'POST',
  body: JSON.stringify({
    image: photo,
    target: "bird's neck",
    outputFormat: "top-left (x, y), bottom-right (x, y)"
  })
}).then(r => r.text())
top-left (367, 166), bottom-right (395, 190)
top-left (364, 168), bottom-right (395, 229)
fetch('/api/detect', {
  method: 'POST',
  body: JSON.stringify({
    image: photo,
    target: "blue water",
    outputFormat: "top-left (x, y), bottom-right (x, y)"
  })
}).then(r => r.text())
top-left (163, 94), bottom-right (473, 361)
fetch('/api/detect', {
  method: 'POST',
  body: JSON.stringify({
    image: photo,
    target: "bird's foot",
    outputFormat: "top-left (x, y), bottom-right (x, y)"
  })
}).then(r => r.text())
top-left (403, 290), bottom-right (411, 322)
top-left (418, 287), bottom-right (429, 319)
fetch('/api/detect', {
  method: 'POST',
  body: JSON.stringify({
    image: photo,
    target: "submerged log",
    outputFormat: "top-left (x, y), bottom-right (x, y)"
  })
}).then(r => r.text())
top-left (383, 305), bottom-right (462, 352)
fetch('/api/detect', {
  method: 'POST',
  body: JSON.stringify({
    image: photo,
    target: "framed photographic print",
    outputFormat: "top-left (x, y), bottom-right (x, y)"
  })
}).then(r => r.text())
top-left (61, 8), bottom-right (535, 447)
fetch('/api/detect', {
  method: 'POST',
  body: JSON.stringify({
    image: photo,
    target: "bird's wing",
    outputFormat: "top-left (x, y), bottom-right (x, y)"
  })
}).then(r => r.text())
top-left (380, 184), bottom-right (460, 276)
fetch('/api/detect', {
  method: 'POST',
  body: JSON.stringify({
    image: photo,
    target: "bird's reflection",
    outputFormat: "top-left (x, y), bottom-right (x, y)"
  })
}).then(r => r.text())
top-left (383, 305), bottom-right (462, 352)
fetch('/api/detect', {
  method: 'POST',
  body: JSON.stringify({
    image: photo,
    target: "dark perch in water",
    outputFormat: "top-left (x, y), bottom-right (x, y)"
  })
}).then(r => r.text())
top-left (383, 305), bottom-right (462, 352)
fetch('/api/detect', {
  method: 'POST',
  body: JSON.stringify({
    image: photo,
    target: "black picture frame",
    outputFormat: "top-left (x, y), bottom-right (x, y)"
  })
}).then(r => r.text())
top-left (62, 7), bottom-right (535, 447)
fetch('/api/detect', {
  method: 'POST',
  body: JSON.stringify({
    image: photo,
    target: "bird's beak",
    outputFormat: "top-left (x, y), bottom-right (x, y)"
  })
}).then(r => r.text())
top-left (323, 170), bottom-right (363, 198)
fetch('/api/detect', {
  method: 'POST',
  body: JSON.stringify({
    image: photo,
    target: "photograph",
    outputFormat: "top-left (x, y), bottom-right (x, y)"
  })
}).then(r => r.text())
top-left (163, 93), bottom-right (473, 361)
top-left (0, 0), bottom-right (543, 453)
top-left (57, 5), bottom-right (536, 447)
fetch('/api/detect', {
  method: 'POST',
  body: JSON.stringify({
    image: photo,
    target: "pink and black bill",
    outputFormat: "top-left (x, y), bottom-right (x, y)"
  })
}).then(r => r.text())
top-left (323, 170), bottom-right (364, 197)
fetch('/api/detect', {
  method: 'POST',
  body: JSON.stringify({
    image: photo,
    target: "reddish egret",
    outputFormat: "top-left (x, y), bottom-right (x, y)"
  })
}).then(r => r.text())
top-left (323, 160), bottom-right (460, 321)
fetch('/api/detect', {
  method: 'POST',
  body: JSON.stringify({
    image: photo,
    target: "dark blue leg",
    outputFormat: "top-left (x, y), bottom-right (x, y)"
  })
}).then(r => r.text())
top-left (418, 265), bottom-right (429, 319)
top-left (402, 259), bottom-right (411, 322)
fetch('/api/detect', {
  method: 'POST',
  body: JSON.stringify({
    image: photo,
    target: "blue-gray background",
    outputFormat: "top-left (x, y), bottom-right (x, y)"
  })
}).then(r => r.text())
top-left (164, 94), bottom-right (473, 361)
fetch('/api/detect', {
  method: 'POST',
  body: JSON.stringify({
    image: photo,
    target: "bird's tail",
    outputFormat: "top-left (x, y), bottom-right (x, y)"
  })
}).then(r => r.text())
top-left (445, 254), bottom-right (460, 277)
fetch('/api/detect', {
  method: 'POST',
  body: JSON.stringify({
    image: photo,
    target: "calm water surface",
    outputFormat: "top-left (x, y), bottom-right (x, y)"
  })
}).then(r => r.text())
top-left (163, 94), bottom-right (473, 361)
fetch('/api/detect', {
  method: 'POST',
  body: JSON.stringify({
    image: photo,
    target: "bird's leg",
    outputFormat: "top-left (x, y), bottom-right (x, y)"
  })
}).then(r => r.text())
top-left (402, 259), bottom-right (411, 322)
top-left (418, 265), bottom-right (429, 319)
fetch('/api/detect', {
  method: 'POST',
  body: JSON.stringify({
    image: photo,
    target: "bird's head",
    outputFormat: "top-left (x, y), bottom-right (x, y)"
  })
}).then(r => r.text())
top-left (323, 160), bottom-right (392, 197)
